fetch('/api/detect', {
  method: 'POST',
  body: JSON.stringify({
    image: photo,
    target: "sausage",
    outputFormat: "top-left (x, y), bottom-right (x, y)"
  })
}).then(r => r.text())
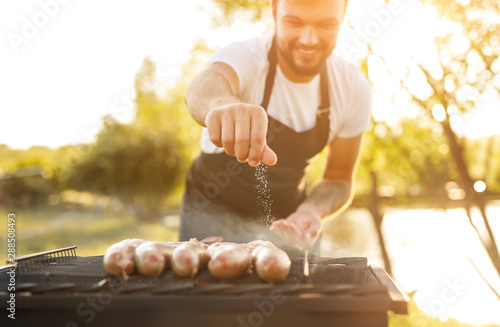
top-left (245, 240), bottom-right (276, 253)
top-left (206, 240), bottom-right (271, 256)
top-left (103, 238), bottom-right (146, 278)
top-left (208, 244), bottom-right (251, 280)
top-left (207, 240), bottom-right (276, 255)
top-left (170, 243), bottom-right (201, 277)
top-left (189, 237), bottom-right (209, 249)
top-left (134, 242), bottom-right (178, 277)
top-left (189, 240), bottom-right (211, 269)
top-left (252, 246), bottom-right (291, 283)
top-left (198, 236), bottom-right (224, 246)
top-left (206, 242), bottom-right (239, 256)
top-left (159, 242), bottom-right (178, 269)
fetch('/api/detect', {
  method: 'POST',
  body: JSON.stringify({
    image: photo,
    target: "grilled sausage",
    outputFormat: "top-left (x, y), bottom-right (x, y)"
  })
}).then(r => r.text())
top-left (208, 244), bottom-right (251, 280)
top-left (245, 240), bottom-right (276, 253)
top-left (252, 246), bottom-right (291, 283)
top-left (207, 240), bottom-right (275, 256)
top-left (206, 242), bottom-right (239, 256)
top-left (189, 240), bottom-right (211, 269)
top-left (198, 236), bottom-right (224, 246)
top-left (170, 243), bottom-right (201, 277)
top-left (134, 242), bottom-right (179, 277)
top-left (103, 238), bottom-right (147, 278)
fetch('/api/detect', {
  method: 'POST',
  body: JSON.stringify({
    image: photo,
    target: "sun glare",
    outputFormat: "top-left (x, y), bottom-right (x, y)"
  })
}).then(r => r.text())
top-left (474, 180), bottom-right (486, 193)
top-left (383, 207), bottom-right (500, 325)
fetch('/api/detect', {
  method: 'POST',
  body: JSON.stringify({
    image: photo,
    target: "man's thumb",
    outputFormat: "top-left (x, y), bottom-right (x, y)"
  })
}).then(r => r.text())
top-left (261, 145), bottom-right (277, 166)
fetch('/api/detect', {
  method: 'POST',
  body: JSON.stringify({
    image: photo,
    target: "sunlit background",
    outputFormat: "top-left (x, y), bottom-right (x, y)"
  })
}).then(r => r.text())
top-left (1, 0), bottom-right (499, 326)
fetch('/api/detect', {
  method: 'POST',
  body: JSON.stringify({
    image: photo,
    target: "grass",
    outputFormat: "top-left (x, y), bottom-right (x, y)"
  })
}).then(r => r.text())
top-left (0, 205), bottom-right (178, 265)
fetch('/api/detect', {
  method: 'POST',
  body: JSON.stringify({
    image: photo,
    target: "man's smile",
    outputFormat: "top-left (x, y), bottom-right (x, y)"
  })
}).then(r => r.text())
top-left (294, 45), bottom-right (322, 61)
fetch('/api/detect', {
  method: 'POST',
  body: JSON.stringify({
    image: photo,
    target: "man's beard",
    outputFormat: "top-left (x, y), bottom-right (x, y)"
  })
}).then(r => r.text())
top-left (277, 41), bottom-right (331, 77)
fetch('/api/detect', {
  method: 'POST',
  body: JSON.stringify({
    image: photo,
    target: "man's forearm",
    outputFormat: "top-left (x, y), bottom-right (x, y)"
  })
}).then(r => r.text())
top-left (185, 69), bottom-right (240, 127)
top-left (297, 179), bottom-right (353, 219)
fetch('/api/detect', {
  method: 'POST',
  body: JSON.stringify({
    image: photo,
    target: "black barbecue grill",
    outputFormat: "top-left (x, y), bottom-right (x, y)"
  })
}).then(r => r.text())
top-left (0, 246), bottom-right (408, 327)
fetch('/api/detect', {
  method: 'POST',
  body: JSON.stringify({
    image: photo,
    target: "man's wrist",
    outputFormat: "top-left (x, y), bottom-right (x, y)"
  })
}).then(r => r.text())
top-left (210, 95), bottom-right (240, 110)
top-left (295, 204), bottom-right (324, 220)
top-left (301, 179), bottom-right (350, 218)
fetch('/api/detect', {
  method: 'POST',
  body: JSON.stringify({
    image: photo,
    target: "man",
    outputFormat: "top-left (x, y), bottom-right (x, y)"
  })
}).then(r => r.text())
top-left (180, 0), bottom-right (371, 253)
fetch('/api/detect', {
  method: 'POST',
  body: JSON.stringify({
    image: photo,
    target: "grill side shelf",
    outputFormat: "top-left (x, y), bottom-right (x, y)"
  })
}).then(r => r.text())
top-left (368, 265), bottom-right (409, 314)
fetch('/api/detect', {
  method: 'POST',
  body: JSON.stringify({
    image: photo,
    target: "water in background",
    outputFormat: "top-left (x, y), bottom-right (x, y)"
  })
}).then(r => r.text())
top-left (321, 202), bottom-right (500, 326)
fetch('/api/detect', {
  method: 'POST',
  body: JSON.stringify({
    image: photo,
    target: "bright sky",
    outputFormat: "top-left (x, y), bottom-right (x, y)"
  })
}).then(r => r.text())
top-left (1, 0), bottom-right (499, 150)
top-left (0, 0), bottom-right (267, 149)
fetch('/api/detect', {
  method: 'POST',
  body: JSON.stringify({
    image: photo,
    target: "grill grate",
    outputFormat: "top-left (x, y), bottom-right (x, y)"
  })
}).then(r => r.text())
top-left (10, 246), bottom-right (77, 270)
top-left (0, 253), bottom-right (409, 327)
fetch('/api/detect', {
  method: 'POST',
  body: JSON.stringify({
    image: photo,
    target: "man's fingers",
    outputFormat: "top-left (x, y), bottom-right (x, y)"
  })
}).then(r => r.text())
top-left (270, 219), bottom-right (287, 230)
top-left (206, 104), bottom-right (277, 166)
top-left (305, 220), bottom-right (322, 239)
top-left (221, 113), bottom-right (236, 156)
top-left (284, 221), bottom-right (300, 236)
top-left (270, 220), bottom-right (305, 248)
top-left (271, 220), bottom-right (296, 236)
top-left (269, 220), bottom-right (279, 230)
top-left (205, 112), bottom-right (223, 148)
top-left (247, 132), bottom-right (267, 167)
top-left (234, 108), bottom-right (251, 163)
top-left (247, 110), bottom-right (268, 167)
top-left (273, 228), bottom-right (297, 248)
top-left (271, 217), bottom-right (319, 249)
top-left (261, 145), bottom-right (277, 166)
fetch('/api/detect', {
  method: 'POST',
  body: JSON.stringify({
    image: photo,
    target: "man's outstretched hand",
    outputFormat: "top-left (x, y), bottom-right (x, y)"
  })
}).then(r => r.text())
top-left (205, 103), bottom-right (277, 167)
top-left (270, 209), bottom-right (322, 249)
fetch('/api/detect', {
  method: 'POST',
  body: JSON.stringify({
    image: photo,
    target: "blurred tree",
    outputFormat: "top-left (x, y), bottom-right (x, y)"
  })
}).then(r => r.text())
top-left (0, 165), bottom-right (58, 208)
top-left (64, 57), bottom-right (200, 222)
top-left (397, 0), bottom-right (500, 275)
top-left (64, 117), bottom-right (186, 222)
top-left (0, 145), bottom-right (62, 208)
top-left (211, 0), bottom-right (272, 26)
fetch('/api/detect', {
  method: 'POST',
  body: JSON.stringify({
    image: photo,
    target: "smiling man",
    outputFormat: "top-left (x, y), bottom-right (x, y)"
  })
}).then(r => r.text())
top-left (181, 0), bottom-right (371, 253)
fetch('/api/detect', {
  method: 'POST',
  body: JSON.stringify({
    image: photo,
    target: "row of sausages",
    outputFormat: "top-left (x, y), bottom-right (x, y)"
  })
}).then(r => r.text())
top-left (103, 238), bottom-right (292, 283)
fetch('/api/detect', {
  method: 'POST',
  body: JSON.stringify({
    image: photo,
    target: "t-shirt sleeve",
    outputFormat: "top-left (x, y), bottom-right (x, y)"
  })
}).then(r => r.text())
top-left (337, 73), bottom-right (372, 138)
top-left (207, 39), bottom-right (265, 95)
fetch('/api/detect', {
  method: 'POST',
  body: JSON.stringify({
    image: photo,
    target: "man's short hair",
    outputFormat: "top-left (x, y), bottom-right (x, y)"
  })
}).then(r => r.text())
top-left (272, 0), bottom-right (350, 11)
top-left (273, 0), bottom-right (350, 5)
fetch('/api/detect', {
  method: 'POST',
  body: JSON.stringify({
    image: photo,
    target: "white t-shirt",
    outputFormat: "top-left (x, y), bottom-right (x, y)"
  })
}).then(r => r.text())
top-left (200, 32), bottom-right (371, 154)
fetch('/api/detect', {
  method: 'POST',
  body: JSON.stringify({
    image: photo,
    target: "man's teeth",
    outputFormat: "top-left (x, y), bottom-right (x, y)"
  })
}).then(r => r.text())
top-left (298, 48), bottom-right (317, 54)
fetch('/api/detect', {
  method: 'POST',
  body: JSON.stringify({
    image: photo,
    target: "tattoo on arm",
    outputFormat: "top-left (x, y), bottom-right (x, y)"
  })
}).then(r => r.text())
top-left (304, 180), bottom-right (348, 218)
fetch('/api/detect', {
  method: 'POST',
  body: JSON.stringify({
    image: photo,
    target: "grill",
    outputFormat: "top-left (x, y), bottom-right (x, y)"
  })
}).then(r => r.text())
top-left (0, 246), bottom-right (408, 327)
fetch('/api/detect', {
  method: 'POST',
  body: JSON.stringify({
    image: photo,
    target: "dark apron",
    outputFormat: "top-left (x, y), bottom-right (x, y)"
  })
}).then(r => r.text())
top-left (180, 39), bottom-right (331, 254)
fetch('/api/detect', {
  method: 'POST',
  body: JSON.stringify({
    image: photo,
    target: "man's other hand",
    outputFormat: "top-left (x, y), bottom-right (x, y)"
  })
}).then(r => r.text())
top-left (270, 209), bottom-right (322, 249)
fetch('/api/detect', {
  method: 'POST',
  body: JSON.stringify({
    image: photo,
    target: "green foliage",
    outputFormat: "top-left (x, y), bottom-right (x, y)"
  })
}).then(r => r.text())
top-left (360, 116), bottom-right (452, 199)
top-left (0, 174), bottom-right (58, 208)
top-left (62, 58), bottom-right (200, 221)
top-left (211, 0), bottom-right (272, 26)
top-left (0, 145), bottom-right (59, 170)
top-left (0, 145), bottom-right (63, 207)
top-left (64, 117), bottom-right (185, 197)
top-left (0, 206), bottom-right (178, 265)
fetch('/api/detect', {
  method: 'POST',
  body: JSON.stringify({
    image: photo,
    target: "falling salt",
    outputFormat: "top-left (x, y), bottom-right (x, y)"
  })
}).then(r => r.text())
top-left (255, 163), bottom-right (273, 226)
